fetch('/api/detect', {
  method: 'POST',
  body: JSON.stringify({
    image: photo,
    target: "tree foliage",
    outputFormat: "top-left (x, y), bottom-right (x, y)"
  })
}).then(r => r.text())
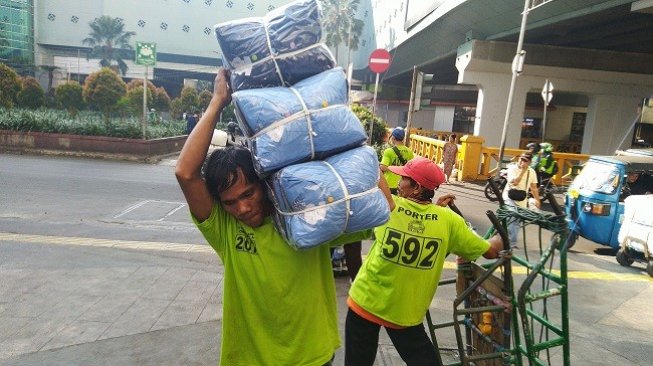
top-left (319, 0), bottom-right (364, 64)
top-left (16, 77), bottom-right (45, 109)
top-left (82, 16), bottom-right (136, 75)
top-left (180, 86), bottom-right (199, 113)
top-left (55, 82), bottom-right (85, 116)
top-left (198, 90), bottom-right (213, 112)
top-left (83, 68), bottom-right (127, 120)
top-left (125, 86), bottom-right (154, 116)
top-left (0, 63), bottom-right (21, 108)
top-left (153, 87), bottom-right (171, 112)
top-left (351, 103), bottom-right (388, 146)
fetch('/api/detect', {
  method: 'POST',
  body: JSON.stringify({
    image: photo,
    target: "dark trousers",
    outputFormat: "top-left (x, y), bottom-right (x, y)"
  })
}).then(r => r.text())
top-left (344, 241), bottom-right (362, 281)
top-left (345, 309), bottom-right (440, 366)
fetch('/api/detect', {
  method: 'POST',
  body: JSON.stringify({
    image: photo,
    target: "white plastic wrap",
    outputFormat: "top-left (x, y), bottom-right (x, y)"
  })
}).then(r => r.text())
top-left (267, 146), bottom-right (390, 250)
top-left (214, 0), bottom-right (335, 91)
top-left (233, 67), bottom-right (367, 176)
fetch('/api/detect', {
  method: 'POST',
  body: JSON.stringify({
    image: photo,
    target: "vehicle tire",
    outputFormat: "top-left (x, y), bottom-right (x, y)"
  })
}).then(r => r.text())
top-left (616, 249), bottom-right (634, 267)
top-left (565, 232), bottom-right (578, 250)
top-left (484, 183), bottom-right (499, 202)
top-left (647, 261), bottom-right (653, 278)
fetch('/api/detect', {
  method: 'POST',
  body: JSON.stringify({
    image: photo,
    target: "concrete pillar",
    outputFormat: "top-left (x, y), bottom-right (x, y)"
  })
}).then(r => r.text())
top-left (583, 95), bottom-right (642, 154)
top-left (471, 73), bottom-right (529, 149)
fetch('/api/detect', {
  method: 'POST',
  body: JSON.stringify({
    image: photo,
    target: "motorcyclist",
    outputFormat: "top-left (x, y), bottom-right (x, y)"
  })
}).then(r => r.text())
top-left (526, 142), bottom-right (541, 172)
top-left (537, 142), bottom-right (558, 182)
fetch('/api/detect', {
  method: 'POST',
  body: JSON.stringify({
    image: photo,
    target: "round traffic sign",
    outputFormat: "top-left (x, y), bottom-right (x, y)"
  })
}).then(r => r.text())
top-left (368, 49), bottom-right (391, 74)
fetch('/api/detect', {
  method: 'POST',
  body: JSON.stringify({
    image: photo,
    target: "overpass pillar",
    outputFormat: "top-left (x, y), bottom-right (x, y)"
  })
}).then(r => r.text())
top-left (583, 95), bottom-right (641, 154)
top-left (472, 73), bottom-right (529, 149)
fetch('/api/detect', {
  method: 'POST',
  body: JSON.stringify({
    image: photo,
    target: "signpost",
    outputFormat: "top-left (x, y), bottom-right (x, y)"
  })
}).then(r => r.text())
top-left (368, 49), bottom-right (391, 143)
top-left (541, 79), bottom-right (554, 142)
top-left (135, 42), bottom-right (157, 139)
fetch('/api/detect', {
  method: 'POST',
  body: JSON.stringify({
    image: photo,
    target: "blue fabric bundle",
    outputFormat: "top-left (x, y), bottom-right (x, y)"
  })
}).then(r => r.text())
top-left (267, 146), bottom-right (390, 250)
top-left (214, 0), bottom-right (335, 91)
top-left (233, 67), bottom-right (368, 176)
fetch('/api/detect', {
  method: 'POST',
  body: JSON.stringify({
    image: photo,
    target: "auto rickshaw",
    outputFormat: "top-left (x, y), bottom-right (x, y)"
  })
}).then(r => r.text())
top-left (565, 155), bottom-right (653, 249)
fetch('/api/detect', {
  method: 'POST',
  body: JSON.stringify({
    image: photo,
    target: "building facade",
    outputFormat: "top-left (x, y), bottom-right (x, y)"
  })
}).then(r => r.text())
top-left (0, 0), bottom-right (35, 71)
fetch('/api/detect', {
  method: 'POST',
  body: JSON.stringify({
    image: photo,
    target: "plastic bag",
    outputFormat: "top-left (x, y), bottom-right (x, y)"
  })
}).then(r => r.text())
top-left (267, 146), bottom-right (390, 249)
top-left (214, 0), bottom-right (335, 91)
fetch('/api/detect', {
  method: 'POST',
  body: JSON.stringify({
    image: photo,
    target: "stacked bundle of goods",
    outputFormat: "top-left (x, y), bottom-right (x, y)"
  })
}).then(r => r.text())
top-left (215, 0), bottom-right (389, 249)
top-left (215, 0), bottom-right (335, 91)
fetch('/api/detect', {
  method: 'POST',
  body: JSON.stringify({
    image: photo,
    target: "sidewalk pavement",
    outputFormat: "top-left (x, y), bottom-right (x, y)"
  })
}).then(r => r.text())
top-left (2, 179), bottom-right (652, 365)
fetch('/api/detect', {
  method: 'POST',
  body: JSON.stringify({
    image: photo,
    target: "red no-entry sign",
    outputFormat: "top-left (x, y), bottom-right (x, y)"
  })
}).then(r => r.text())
top-left (368, 49), bottom-right (391, 74)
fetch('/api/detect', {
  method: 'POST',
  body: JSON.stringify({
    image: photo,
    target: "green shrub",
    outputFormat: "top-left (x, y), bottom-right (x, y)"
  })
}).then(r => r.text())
top-left (125, 86), bottom-right (154, 116)
top-left (198, 90), bottom-right (212, 112)
top-left (83, 68), bottom-right (127, 120)
top-left (0, 63), bottom-right (21, 108)
top-left (16, 77), bottom-right (45, 109)
top-left (351, 103), bottom-right (388, 146)
top-left (55, 81), bottom-right (85, 116)
top-left (153, 87), bottom-right (171, 112)
top-left (0, 108), bottom-right (185, 139)
top-left (180, 86), bottom-right (199, 113)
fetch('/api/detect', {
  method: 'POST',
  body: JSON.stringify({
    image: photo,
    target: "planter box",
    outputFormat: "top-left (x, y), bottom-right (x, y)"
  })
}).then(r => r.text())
top-left (0, 130), bottom-right (187, 161)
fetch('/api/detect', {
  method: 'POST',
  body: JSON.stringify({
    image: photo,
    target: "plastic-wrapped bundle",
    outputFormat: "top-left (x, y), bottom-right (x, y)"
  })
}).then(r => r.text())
top-left (214, 0), bottom-right (335, 91)
top-left (233, 67), bottom-right (367, 176)
top-left (267, 146), bottom-right (390, 250)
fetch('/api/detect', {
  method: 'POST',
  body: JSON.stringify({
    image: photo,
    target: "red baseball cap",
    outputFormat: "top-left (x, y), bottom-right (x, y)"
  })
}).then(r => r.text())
top-left (388, 157), bottom-right (445, 190)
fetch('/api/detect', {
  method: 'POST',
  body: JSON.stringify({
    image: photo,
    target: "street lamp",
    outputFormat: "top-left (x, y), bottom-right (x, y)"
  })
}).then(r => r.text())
top-left (496, 0), bottom-right (556, 170)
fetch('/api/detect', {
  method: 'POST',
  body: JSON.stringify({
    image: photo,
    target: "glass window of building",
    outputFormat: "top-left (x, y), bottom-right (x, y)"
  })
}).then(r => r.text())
top-left (0, 0), bottom-right (35, 71)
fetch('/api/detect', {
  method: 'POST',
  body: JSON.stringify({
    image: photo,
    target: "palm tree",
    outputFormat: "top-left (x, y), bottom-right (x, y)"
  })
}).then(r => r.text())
top-left (82, 16), bottom-right (135, 75)
top-left (320, 0), bottom-right (365, 65)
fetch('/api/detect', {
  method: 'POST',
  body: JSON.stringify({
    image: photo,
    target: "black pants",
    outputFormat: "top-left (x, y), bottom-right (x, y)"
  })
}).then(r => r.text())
top-left (345, 309), bottom-right (440, 366)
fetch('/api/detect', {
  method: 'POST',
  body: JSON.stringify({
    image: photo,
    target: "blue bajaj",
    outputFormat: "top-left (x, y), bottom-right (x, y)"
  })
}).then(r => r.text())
top-left (565, 155), bottom-right (653, 249)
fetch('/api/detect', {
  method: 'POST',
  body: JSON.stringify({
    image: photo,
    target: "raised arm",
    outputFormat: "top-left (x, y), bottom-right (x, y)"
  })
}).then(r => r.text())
top-left (175, 68), bottom-right (232, 222)
top-left (378, 170), bottom-right (395, 211)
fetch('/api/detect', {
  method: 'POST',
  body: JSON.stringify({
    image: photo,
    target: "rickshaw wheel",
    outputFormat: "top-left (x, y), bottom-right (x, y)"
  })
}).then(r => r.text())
top-left (647, 262), bottom-right (653, 278)
top-left (616, 249), bottom-right (633, 267)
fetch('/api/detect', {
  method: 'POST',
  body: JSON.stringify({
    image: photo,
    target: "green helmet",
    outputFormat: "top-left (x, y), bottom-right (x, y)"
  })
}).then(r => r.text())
top-left (540, 142), bottom-right (553, 153)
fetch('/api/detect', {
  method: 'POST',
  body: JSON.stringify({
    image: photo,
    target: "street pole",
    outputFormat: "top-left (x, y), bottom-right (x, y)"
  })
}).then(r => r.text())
top-left (369, 72), bottom-right (380, 143)
top-left (142, 66), bottom-right (148, 139)
top-left (405, 66), bottom-right (418, 146)
top-left (496, 0), bottom-right (531, 171)
top-left (542, 102), bottom-right (547, 143)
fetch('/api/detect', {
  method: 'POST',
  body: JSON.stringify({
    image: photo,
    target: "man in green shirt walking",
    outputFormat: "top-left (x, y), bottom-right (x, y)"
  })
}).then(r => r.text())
top-left (380, 127), bottom-right (414, 194)
top-left (175, 68), bottom-right (386, 366)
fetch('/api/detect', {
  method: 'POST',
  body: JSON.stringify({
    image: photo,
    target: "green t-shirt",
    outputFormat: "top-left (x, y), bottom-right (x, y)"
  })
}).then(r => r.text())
top-left (194, 204), bottom-right (370, 365)
top-left (349, 196), bottom-right (490, 327)
top-left (380, 145), bottom-right (414, 189)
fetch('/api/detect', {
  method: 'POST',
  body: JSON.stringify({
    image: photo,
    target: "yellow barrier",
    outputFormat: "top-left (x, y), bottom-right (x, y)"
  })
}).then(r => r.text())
top-left (407, 132), bottom-right (589, 185)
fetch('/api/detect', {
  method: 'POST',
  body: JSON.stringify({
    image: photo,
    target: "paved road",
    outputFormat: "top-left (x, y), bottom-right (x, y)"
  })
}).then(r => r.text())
top-left (1, 153), bottom-right (652, 365)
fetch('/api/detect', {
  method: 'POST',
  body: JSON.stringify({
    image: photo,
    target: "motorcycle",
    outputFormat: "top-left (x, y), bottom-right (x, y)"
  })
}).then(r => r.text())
top-left (484, 169), bottom-right (556, 203)
top-left (484, 168), bottom-right (507, 202)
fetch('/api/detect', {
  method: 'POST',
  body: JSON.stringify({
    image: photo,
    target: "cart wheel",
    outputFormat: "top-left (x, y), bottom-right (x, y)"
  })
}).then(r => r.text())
top-left (616, 249), bottom-right (633, 267)
top-left (647, 261), bottom-right (653, 278)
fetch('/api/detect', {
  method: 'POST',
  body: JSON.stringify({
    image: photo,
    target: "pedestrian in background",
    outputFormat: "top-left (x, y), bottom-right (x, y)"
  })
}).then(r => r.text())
top-left (380, 127), bottom-right (414, 194)
top-left (502, 152), bottom-right (541, 247)
top-left (175, 68), bottom-right (389, 366)
top-left (185, 111), bottom-right (197, 134)
top-left (440, 134), bottom-right (458, 183)
top-left (345, 157), bottom-right (505, 366)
